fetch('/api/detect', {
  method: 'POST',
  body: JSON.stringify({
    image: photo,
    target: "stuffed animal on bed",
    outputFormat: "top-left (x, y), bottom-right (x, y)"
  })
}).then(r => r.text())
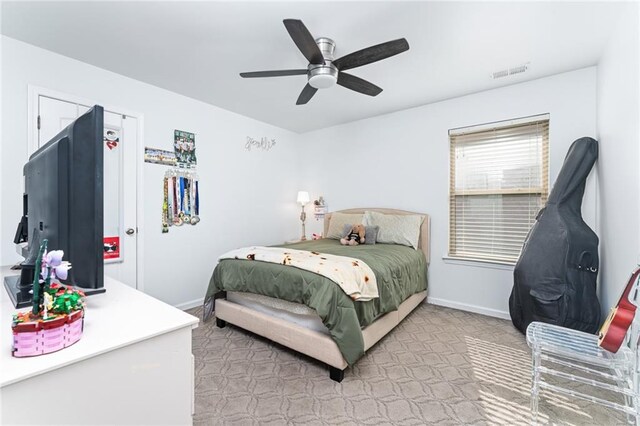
top-left (340, 224), bottom-right (366, 246)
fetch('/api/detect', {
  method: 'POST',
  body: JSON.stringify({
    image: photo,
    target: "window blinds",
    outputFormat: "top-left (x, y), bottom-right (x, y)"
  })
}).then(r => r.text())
top-left (449, 117), bottom-right (549, 264)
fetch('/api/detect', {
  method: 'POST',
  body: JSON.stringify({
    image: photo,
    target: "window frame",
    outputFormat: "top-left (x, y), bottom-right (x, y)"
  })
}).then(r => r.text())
top-left (447, 114), bottom-right (550, 265)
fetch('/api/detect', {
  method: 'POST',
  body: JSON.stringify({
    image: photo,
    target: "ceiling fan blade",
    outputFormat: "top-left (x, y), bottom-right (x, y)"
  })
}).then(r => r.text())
top-left (240, 69), bottom-right (308, 78)
top-left (296, 84), bottom-right (318, 105)
top-left (333, 38), bottom-right (409, 71)
top-left (337, 72), bottom-right (383, 96)
top-left (283, 19), bottom-right (325, 65)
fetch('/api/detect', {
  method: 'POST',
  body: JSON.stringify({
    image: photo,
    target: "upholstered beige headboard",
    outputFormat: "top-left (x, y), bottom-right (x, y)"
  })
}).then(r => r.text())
top-left (323, 208), bottom-right (431, 264)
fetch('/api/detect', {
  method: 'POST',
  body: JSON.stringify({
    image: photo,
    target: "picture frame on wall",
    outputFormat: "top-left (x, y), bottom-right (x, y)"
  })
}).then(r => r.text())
top-left (144, 147), bottom-right (177, 166)
top-left (174, 130), bottom-right (197, 167)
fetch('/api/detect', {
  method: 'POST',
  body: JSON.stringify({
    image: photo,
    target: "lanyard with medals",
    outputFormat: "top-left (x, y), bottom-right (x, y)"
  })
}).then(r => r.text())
top-left (172, 176), bottom-right (179, 225)
top-left (162, 177), bottom-right (169, 233)
top-left (167, 175), bottom-right (174, 223)
top-left (191, 176), bottom-right (200, 224)
top-left (185, 177), bottom-right (191, 220)
top-left (163, 168), bottom-right (200, 231)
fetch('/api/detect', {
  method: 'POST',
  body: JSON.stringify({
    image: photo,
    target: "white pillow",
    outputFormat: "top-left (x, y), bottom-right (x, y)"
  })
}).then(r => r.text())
top-left (326, 213), bottom-right (364, 239)
top-left (363, 211), bottom-right (423, 249)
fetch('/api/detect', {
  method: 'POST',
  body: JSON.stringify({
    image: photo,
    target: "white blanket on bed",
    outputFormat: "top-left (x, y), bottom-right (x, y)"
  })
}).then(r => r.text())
top-left (219, 246), bottom-right (379, 301)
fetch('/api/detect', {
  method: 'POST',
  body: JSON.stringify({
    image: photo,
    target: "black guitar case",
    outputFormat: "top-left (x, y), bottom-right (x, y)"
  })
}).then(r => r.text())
top-left (509, 137), bottom-right (601, 334)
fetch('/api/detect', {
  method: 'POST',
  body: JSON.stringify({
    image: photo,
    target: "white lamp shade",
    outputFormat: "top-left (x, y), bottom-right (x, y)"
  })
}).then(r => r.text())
top-left (297, 191), bottom-right (310, 205)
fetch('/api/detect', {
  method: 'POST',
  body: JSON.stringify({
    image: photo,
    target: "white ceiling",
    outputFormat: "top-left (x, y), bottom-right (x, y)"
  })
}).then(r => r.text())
top-left (1, 1), bottom-right (624, 133)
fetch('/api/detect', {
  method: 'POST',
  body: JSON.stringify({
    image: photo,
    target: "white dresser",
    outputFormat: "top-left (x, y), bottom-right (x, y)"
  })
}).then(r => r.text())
top-left (1, 268), bottom-right (199, 425)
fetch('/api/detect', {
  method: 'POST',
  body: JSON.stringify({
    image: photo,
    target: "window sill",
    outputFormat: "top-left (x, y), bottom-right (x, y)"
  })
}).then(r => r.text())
top-left (442, 256), bottom-right (515, 271)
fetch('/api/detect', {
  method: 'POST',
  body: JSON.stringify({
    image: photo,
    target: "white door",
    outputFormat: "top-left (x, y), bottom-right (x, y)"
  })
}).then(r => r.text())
top-left (35, 94), bottom-right (138, 288)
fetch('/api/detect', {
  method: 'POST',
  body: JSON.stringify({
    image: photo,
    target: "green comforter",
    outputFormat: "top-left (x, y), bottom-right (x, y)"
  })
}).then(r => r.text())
top-left (204, 239), bottom-right (428, 365)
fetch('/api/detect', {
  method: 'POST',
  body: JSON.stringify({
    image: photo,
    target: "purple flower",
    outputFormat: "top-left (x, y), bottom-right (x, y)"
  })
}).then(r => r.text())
top-left (53, 262), bottom-right (71, 280)
top-left (40, 250), bottom-right (71, 281)
top-left (45, 250), bottom-right (64, 267)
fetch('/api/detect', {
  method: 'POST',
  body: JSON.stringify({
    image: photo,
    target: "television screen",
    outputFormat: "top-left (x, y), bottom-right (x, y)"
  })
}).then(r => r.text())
top-left (4, 105), bottom-right (105, 308)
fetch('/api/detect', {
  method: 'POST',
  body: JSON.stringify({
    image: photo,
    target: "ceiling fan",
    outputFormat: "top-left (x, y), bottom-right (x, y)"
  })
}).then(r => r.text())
top-left (240, 19), bottom-right (410, 105)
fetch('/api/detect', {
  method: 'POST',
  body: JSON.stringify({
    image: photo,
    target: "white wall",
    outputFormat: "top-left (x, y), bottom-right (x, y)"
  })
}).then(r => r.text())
top-left (1, 33), bottom-right (624, 319)
top-left (596, 3), bottom-right (640, 315)
top-left (301, 68), bottom-right (598, 318)
top-left (1, 36), bottom-right (301, 308)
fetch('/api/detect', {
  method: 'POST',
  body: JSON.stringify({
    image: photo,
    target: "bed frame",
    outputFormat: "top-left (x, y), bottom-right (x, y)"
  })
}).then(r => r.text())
top-left (214, 208), bottom-right (430, 382)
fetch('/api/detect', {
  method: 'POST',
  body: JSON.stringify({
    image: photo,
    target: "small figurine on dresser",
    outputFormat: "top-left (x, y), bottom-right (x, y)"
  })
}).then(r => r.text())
top-left (340, 224), bottom-right (366, 246)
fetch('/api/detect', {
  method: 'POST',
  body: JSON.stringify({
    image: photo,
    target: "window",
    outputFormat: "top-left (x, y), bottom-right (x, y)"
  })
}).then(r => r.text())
top-left (448, 115), bottom-right (549, 264)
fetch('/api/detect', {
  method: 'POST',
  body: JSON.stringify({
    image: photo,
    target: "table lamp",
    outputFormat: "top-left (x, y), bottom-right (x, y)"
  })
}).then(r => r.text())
top-left (297, 191), bottom-right (310, 241)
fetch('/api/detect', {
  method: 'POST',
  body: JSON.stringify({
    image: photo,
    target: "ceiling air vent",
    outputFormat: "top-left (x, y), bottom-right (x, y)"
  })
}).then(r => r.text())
top-left (492, 69), bottom-right (509, 79)
top-left (491, 63), bottom-right (529, 79)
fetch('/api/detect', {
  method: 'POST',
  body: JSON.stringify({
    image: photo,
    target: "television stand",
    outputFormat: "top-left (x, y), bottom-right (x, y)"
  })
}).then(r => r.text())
top-left (3, 274), bottom-right (106, 309)
top-left (3, 275), bottom-right (33, 309)
top-left (76, 287), bottom-right (107, 295)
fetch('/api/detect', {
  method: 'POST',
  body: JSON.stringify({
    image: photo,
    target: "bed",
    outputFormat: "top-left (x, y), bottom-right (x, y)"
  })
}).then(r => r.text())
top-left (203, 208), bottom-right (430, 382)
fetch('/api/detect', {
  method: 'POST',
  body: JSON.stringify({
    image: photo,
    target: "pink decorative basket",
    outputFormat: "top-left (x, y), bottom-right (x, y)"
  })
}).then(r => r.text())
top-left (12, 310), bottom-right (84, 357)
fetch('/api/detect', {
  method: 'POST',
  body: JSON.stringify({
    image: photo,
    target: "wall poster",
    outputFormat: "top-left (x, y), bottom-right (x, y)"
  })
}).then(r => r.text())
top-left (174, 130), bottom-right (197, 167)
top-left (103, 236), bottom-right (120, 260)
top-left (145, 147), bottom-right (177, 166)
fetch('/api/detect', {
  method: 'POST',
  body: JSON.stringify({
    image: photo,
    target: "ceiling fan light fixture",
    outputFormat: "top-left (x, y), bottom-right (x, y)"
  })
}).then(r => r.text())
top-left (239, 19), bottom-right (410, 104)
top-left (309, 73), bottom-right (337, 89)
top-left (308, 63), bottom-right (338, 89)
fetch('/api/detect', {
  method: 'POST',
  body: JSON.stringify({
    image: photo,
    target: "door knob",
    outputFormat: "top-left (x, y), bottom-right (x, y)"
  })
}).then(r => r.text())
top-left (126, 228), bottom-right (136, 235)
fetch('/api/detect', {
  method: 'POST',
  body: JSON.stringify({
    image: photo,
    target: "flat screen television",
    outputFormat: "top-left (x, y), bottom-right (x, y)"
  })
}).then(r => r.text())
top-left (4, 105), bottom-right (105, 308)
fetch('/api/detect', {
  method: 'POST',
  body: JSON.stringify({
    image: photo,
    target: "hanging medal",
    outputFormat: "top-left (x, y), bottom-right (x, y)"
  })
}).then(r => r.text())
top-left (172, 176), bottom-right (180, 226)
top-left (191, 177), bottom-right (200, 224)
top-left (177, 176), bottom-right (185, 225)
top-left (162, 177), bottom-right (169, 233)
top-left (167, 174), bottom-right (174, 226)
top-left (184, 177), bottom-right (191, 223)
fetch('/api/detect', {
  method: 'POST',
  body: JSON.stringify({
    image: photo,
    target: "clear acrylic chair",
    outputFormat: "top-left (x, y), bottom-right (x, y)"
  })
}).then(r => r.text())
top-left (526, 299), bottom-right (640, 424)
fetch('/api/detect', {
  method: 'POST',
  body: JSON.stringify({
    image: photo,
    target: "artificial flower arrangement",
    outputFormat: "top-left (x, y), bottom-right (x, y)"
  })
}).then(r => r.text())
top-left (11, 239), bottom-right (86, 357)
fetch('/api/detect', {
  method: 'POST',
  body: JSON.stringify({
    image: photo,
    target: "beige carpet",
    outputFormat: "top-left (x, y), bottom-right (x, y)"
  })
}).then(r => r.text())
top-left (188, 303), bottom-right (628, 425)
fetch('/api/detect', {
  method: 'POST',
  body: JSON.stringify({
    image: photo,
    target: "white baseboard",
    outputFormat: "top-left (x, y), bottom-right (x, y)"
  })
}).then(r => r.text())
top-left (427, 297), bottom-right (510, 320)
top-left (175, 297), bottom-right (204, 311)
